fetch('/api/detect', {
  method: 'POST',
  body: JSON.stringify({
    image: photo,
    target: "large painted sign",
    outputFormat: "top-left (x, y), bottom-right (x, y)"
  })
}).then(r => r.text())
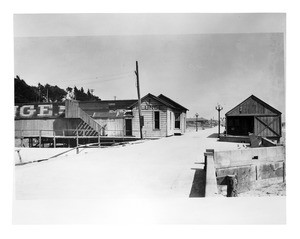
top-left (15, 103), bottom-right (65, 119)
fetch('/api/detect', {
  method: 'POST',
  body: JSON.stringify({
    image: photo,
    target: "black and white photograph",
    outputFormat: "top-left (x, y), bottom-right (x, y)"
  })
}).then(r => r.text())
top-left (12, 12), bottom-right (288, 225)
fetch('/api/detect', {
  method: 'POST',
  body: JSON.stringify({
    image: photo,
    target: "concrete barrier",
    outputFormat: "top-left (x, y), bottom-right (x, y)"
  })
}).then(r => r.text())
top-left (203, 146), bottom-right (286, 196)
top-left (204, 152), bottom-right (219, 197)
top-left (214, 146), bottom-right (285, 169)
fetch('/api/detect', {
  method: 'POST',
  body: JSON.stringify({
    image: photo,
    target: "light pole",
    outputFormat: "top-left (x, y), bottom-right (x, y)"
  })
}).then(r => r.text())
top-left (195, 113), bottom-right (199, 132)
top-left (215, 104), bottom-right (223, 137)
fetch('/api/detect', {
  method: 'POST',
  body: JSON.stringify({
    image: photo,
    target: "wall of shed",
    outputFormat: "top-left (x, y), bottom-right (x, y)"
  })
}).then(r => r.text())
top-left (226, 115), bottom-right (281, 139)
top-left (167, 109), bottom-right (175, 136)
top-left (15, 118), bottom-right (81, 137)
top-left (94, 118), bottom-right (124, 137)
top-left (132, 109), bottom-right (168, 138)
top-left (181, 112), bottom-right (186, 134)
top-left (132, 99), bottom-right (168, 138)
top-left (227, 97), bottom-right (278, 116)
top-left (254, 116), bottom-right (281, 138)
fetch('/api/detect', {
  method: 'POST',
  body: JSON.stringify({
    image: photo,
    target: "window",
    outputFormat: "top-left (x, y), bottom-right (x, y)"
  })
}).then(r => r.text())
top-left (175, 113), bottom-right (181, 129)
top-left (154, 111), bottom-right (160, 129)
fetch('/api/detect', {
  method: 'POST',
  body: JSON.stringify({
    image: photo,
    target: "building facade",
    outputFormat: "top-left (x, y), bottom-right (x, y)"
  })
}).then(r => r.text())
top-left (15, 93), bottom-right (188, 147)
top-left (225, 95), bottom-right (282, 142)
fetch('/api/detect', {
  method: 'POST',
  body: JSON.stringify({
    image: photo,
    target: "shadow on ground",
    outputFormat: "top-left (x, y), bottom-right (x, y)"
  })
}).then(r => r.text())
top-left (207, 133), bottom-right (219, 138)
top-left (189, 169), bottom-right (206, 197)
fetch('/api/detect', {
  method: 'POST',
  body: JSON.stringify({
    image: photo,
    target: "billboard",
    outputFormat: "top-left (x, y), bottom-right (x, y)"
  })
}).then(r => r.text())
top-left (15, 103), bottom-right (65, 119)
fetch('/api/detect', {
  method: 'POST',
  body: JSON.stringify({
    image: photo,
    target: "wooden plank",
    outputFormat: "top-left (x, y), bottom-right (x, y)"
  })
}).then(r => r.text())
top-left (226, 95), bottom-right (281, 116)
top-left (39, 130), bottom-right (41, 148)
top-left (255, 116), bottom-right (280, 137)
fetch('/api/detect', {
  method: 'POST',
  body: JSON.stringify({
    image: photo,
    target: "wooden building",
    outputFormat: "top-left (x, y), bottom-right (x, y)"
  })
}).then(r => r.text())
top-left (129, 93), bottom-right (188, 137)
top-left (15, 93), bottom-right (188, 147)
top-left (225, 95), bottom-right (282, 142)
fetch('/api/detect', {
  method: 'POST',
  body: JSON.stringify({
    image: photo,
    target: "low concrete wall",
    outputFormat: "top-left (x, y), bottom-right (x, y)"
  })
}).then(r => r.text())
top-left (213, 146), bottom-right (285, 195)
top-left (216, 161), bottom-right (284, 194)
top-left (203, 146), bottom-right (285, 196)
top-left (214, 146), bottom-right (285, 168)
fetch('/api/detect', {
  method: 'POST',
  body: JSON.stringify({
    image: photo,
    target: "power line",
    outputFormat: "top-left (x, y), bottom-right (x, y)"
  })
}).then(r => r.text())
top-left (70, 72), bottom-right (135, 84)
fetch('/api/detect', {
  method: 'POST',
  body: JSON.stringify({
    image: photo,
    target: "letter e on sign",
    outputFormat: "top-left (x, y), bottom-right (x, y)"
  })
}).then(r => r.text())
top-left (37, 104), bottom-right (53, 117)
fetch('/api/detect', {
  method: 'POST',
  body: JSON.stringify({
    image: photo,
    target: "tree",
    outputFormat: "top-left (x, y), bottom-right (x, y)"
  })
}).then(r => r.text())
top-left (73, 86), bottom-right (80, 100)
top-left (14, 75), bottom-right (39, 103)
top-left (87, 89), bottom-right (92, 99)
top-left (66, 87), bottom-right (74, 100)
top-left (14, 76), bottom-right (100, 103)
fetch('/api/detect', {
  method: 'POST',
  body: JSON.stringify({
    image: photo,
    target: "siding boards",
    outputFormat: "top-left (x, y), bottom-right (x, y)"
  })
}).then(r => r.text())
top-left (167, 109), bottom-right (175, 136)
top-left (132, 98), bottom-right (168, 138)
top-left (181, 113), bottom-right (186, 134)
top-left (15, 118), bottom-right (82, 137)
top-left (94, 118), bottom-right (124, 137)
top-left (15, 119), bottom-right (55, 137)
top-left (226, 95), bottom-right (281, 140)
top-left (254, 116), bottom-right (280, 137)
top-left (227, 97), bottom-right (278, 116)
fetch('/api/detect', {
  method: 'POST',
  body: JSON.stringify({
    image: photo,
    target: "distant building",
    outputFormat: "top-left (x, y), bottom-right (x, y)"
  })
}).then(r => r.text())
top-left (186, 117), bottom-right (209, 127)
top-left (225, 95), bottom-right (282, 142)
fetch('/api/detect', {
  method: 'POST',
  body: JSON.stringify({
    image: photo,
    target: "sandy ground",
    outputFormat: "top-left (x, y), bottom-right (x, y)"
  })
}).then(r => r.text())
top-left (239, 182), bottom-right (286, 197)
top-left (15, 126), bottom-right (246, 199)
top-left (13, 127), bottom-right (286, 224)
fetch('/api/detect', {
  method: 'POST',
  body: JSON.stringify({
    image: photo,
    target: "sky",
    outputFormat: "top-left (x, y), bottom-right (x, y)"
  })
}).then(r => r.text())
top-left (14, 13), bottom-right (285, 120)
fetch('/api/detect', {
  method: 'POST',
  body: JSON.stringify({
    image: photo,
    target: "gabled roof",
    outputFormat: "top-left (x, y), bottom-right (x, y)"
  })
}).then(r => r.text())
top-left (157, 94), bottom-right (188, 111)
top-left (226, 94), bottom-right (282, 116)
top-left (79, 100), bottom-right (137, 112)
top-left (128, 93), bottom-right (176, 109)
top-left (92, 111), bottom-right (126, 118)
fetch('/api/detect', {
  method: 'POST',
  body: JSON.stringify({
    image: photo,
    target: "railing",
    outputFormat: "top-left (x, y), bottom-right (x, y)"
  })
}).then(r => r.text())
top-left (15, 129), bottom-right (152, 138)
top-left (15, 129), bottom-right (152, 148)
top-left (65, 100), bottom-right (102, 133)
top-left (77, 107), bottom-right (102, 133)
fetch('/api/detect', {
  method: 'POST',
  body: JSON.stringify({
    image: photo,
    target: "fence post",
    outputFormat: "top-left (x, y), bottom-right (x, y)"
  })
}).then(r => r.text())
top-left (76, 130), bottom-right (79, 148)
top-left (16, 150), bottom-right (22, 163)
top-left (98, 131), bottom-right (101, 148)
top-left (283, 161), bottom-right (286, 183)
top-left (39, 130), bottom-right (42, 148)
top-left (53, 131), bottom-right (56, 148)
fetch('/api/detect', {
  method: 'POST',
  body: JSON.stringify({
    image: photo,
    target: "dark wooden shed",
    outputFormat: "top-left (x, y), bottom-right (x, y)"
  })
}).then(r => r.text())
top-left (225, 95), bottom-right (282, 142)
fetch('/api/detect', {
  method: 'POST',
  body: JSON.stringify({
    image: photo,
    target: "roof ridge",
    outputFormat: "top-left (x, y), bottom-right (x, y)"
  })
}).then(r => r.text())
top-left (225, 94), bottom-right (281, 116)
top-left (128, 93), bottom-right (176, 109)
top-left (157, 94), bottom-right (188, 111)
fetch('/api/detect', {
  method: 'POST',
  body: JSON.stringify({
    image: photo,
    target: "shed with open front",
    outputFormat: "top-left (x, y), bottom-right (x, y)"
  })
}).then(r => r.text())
top-left (225, 95), bottom-right (282, 142)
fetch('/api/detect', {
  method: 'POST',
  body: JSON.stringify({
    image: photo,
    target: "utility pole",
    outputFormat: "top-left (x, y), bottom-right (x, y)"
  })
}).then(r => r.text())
top-left (135, 61), bottom-right (143, 139)
top-left (215, 104), bottom-right (223, 138)
top-left (195, 113), bottom-right (199, 132)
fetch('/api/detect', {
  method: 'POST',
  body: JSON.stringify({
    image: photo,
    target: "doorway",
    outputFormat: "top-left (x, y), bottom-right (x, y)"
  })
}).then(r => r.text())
top-left (125, 118), bottom-right (132, 136)
top-left (175, 112), bottom-right (181, 129)
top-left (227, 116), bottom-right (254, 136)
